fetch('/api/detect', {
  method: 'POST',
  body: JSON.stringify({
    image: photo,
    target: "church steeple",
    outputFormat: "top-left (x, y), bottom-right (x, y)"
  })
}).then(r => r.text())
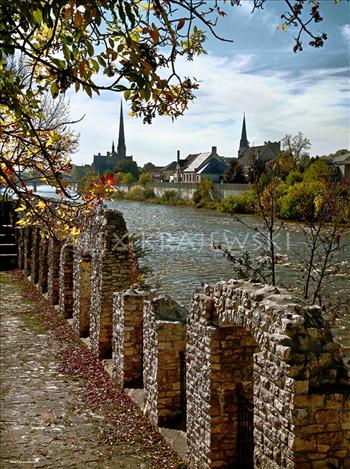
top-left (112, 141), bottom-right (115, 154)
top-left (117, 101), bottom-right (126, 159)
top-left (238, 113), bottom-right (249, 157)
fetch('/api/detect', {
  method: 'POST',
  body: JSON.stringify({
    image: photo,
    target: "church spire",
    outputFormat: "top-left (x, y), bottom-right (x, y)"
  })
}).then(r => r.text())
top-left (117, 100), bottom-right (126, 159)
top-left (239, 113), bottom-right (249, 157)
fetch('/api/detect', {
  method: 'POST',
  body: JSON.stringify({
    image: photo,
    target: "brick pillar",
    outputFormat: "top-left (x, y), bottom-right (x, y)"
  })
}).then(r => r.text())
top-left (113, 285), bottom-right (154, 388)
top-left (47, 238), bottom-right (62, 305)
top-left (143, 296), bottom-right (187, 428)
top-left (59, 244), bottom-right (74, 318)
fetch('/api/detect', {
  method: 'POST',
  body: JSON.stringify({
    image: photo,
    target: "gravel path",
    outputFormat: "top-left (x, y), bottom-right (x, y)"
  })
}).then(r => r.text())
top-left (0, 274), bottom-right (150, 468)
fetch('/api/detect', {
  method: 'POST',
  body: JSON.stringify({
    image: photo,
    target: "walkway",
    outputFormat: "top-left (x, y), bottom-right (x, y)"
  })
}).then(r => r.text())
top-left (0, 272), bottom-right (183, 468)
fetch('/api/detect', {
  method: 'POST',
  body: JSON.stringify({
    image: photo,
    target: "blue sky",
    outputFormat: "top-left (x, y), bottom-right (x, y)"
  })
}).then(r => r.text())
top-left (68, 0), bottom-right (350, 167)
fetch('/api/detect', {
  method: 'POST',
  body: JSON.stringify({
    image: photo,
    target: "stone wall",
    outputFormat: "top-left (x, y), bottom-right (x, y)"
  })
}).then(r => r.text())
top-left (143, 296), bottom-right (187, 428)
top-left (187, 280), bottom-right (350, 469)
top-left (13, 205), bottom-right (350, 469)
top-left (152, 182), bottom-right (249, 201)
top-left (113, 285), bottom-right (154, 388)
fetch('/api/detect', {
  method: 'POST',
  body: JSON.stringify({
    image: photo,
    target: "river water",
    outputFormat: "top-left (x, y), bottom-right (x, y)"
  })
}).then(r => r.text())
top-left (107, 199), bottom-right (350, 348)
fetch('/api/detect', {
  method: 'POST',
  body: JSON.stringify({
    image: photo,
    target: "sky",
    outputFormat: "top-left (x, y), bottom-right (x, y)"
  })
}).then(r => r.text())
top-left (67, 0), bottom-right (350, 167)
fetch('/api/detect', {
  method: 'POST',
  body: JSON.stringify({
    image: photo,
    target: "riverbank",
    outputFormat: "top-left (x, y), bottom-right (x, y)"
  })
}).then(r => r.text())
top-left (0, 270), bottom-right (186, 469)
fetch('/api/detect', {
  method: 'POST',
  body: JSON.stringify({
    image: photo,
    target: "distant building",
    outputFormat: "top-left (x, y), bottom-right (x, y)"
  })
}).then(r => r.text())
top-left (237, 114), bottom-right (281, 170)
top-left (163, 114), bottom-right (280, 183)
top-left (167, 147), bottom-right (229, 183)
top-left (327, 152), bottom-right (350, 178)
top-left (92, 102), bottom-right (133, 175)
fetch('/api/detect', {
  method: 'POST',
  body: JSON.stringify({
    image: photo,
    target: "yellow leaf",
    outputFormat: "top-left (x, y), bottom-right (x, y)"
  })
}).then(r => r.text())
top-left (15, 205), bottom-right (26, 212)
top-left (37, 201), bottom-right (46, 209)
top-left (70, 227), bottom-right (81, 236)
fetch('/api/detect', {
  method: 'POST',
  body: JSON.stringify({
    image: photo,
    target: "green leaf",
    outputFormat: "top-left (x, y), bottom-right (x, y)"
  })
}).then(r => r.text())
top-left (97, 55), bottom-right (106, 67)
top-left (63, 44), bottom-right (71, 61)
top-left (50, 82), bottom-right (59, 98)
top-left (87, 41), bottom-right (94, 57)
top-left (33, 9), bottom-right (42, 24)
top-left (84, 85), bottom-right (92, 98)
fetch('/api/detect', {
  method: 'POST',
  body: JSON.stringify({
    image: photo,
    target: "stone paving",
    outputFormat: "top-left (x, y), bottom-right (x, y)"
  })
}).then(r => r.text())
top-left (0, 274), bottom-right (168, 468)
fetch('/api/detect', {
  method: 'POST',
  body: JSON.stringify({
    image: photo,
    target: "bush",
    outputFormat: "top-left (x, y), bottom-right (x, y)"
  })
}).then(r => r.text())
top-left (138, 172), bottom-right (152, 187)
top-left (202, 200), bottom-right (220, 210)
top-left (279, 180), bottom-right (325, 220)
top-left (219, 190), bottom-right (255, 214)
top-left (143, 187), bottom-right (156, 199)
top-left (192, 179), bottom-right (215, 207)
top-left (285, 171), bottom-right (303, 186)
top-left (160, 190), bottom-right (178, 202)
top-left (126, 185), bottom-right (145, 201)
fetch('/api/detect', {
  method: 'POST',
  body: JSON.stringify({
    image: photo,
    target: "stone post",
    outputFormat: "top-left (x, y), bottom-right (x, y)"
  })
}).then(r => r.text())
top-left (38, 237), bottom-right (49, 294)
top-left (77, 253), bottom-right (92, 337)
top-left (17, 228), bottom-right (25, 270)
top-left (31, 229), bottom-right (40, 284)
top-left (72, 208), bottom-right (135, 359)
top-left (143, 296), bottom-right (187, 428)
top-left (47, 238), bottom-right (62, 305)
top-left (59, 243), bottom-right (74, 318)
top-left (24, 227), bottom-right (32, 276)
top-left (113, 285), bottom-right (154, 388)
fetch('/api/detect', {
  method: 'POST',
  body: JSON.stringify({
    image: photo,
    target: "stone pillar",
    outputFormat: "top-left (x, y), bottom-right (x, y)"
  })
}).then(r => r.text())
top-left (143, 296), bottom-right (187, 428)
top-left (47, 238), bottom-right (62, 305)
top-left (31, 229), bottom-right (40, 284)
top-left (113, 285), bottom-right (154, 388)
top-left (59, 243), bottom-right (74, 318)
top-left (80, 209), bottom-right (136, 359)
top-left (38, 237), bottom-right (49, 294)
top-left (17, 228), bottom-right (25, 270)
top-left (24, 227), bottom-right (32, 276)
top-left (77, 254), bottom-right (92, 337)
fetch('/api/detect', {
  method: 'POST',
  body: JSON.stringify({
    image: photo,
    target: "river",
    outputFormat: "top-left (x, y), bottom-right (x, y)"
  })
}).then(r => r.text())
top-left (107, 199), bottom-right (350, 347)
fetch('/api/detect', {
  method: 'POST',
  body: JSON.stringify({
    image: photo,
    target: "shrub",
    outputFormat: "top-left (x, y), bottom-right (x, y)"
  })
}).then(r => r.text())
top-left (279, 180), bottom-right (325, 220)
top-left (192, 179), bottom-right (215, 207)
top-left (143, 188), bottom-right (156, 199)
top-left (286, 171), bottom-right (303, 186)
top-left (219, 190), bottom-right (255, 214)
top-left (160, 190), bottom-right (178, 202)
top-left (138, 172), bottom-right (152, 187)
top-left (126, 185), bottom-right (145, 201)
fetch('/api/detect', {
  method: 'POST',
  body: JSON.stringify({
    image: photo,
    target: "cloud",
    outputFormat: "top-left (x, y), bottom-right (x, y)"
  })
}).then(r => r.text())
top-left (68, 52), bottom-right (349, 167)
top-left (341, 24), bottom-right (350, 41)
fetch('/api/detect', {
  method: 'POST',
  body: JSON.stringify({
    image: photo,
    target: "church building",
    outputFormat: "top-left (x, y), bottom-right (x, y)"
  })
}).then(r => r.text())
top-left (92, 102), bottom-right (133, 175)
top-left (237, 114), bottom-right (280, 169)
